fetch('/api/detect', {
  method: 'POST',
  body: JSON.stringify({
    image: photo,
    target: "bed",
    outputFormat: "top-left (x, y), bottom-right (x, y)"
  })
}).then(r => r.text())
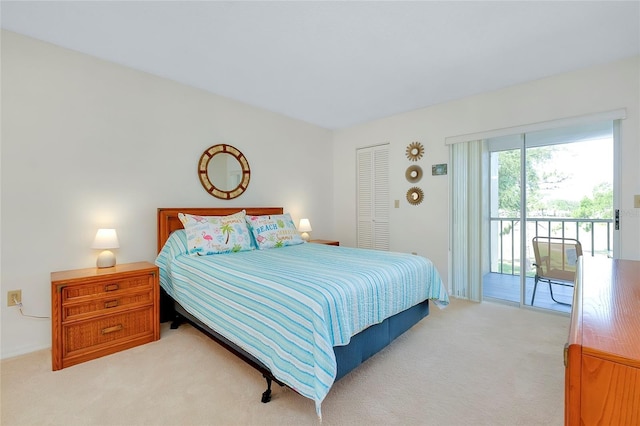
top-left (156, 207), bottom-right (449, 418)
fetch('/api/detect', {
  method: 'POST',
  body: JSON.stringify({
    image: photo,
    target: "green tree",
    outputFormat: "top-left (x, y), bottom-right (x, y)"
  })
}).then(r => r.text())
top-left (547, 198), bottom-right (580, 215)
top-left (497, 146), bottom-right (568, 217)
top-left (497, 150), bottom-right (521, 217)
top-left (573, 183), bottom-right (613, 230)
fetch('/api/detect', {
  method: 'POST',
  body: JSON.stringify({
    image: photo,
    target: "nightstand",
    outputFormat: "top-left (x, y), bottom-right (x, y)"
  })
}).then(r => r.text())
top-left (309, 239), bottom-right (339, 246)
top-left (51, 261), bottom-right (160, 370)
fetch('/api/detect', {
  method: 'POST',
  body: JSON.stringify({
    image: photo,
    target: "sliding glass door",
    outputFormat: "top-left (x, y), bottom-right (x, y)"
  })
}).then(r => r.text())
top-left (484, 121), bottom-right (615, 312)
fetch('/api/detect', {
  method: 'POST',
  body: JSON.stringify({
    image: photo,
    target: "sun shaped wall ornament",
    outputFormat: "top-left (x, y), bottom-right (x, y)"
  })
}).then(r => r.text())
top-left (405, 141), bottom-right (424, 162)
top-left (406, 187), bottom-right (424, 205)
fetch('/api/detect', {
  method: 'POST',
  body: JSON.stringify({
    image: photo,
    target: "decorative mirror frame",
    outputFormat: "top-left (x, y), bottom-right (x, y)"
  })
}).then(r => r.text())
top-left (198, 144), bottom-right (251, 200)
top-left (405, 141), bottom-right (424, 162)
top-left (405, 165), bottom-right (423, 183)
top-left (406, 187), bottom-right (424, 205)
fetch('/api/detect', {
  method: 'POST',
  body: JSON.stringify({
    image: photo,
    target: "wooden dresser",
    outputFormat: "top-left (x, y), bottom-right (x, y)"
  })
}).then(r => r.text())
top-left (565, 257), bottom-right (640, 425)
top-left (51, 262), bottom-right (160, 370)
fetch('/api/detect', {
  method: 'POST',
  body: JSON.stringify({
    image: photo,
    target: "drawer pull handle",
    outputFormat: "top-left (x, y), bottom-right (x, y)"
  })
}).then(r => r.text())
top-left (101, 324), bottom-right (123, 335)
top-left (104, 300), bottom-right (118, 309)
top-left (105, 284), bottom-right (119, 292)
top-left (563, 343), bottom-right (569, 367)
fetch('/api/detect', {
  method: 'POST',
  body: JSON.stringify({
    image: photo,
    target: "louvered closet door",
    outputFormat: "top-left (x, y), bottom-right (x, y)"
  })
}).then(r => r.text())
top-left (357, 144), bottom-right (390, 250)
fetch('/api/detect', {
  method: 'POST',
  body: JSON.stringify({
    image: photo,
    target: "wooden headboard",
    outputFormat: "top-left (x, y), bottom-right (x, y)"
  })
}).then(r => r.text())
top-left (157, 207), bottom-right (284, 253)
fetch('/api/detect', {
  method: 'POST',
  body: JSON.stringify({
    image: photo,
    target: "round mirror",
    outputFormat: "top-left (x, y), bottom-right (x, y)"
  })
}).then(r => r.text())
top-left (198, 144), bottom-right (250, 199)
top-left (406, 187), bottom-right (424, 205)
top-left (405, 165), bottom-right (423, 183)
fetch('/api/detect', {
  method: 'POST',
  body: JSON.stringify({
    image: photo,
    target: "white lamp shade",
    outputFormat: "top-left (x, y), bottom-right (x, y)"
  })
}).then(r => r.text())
top-left (92, 229), bottom-right (119, 268)
top-left (298, 218), bottom-right (312, 242)
top-left (91, 229), bottom-right (120, 249)
top-left (298, 219), bottom-right (312, 232)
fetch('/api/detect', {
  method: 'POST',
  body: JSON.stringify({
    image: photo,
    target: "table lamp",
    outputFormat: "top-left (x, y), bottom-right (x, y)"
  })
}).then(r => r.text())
top-left (298, 218), bottom-right (312, 242)
top-left (92, 228), bottom-right (120, 268)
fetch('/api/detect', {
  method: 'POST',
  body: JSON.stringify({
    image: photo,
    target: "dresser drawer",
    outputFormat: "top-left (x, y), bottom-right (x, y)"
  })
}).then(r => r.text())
top-left (63, 307), bottom-right (154, 355)
top-left (61, 274), bottom-right (153, 302)
top-left (62, 290), bottom-right (154, 321)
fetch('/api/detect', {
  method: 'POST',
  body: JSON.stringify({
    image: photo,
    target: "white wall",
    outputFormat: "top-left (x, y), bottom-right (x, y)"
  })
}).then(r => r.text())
top-left (0, 31), bottom-right (333, 358)
top-left (333, 56), bottom-right (640, 288)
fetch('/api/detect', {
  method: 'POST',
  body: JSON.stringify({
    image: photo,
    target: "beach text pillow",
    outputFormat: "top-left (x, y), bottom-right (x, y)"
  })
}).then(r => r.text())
top-left (245, 213), bottom-right (304, 249)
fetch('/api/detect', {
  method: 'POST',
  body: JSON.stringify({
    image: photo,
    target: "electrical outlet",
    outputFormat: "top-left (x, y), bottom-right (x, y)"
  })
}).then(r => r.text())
top-left (7, 290), bottom-right (22, 306)
top-left (634, 194), bottom-right (640, 208)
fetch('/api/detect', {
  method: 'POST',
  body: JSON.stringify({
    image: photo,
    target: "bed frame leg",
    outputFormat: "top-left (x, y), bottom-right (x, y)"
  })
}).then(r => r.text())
top-left (170, 315), bottom-right (183, 330)
top-left (261, 375), bottom-right (272, 403)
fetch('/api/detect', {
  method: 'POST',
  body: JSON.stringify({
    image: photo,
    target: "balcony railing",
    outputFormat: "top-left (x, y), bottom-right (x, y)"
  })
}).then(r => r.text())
top-left (490, 217), bottom-right (613, 275)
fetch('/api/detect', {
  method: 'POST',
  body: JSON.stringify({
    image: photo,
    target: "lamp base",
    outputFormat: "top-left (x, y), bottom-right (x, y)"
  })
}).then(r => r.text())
top-left (96, 250), bottom-right (116, 268)
top-left (301, 232), bottom-right (310, 242)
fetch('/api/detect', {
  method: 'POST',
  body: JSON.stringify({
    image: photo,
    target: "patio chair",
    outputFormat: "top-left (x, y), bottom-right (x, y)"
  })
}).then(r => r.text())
top-left (531, 237), bottom-right (582, 306)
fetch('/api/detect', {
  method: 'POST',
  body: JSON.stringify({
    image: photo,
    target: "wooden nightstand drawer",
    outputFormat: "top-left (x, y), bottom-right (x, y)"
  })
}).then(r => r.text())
top-left (61, 275), bottom-right (152, 302)
top-left (62, 289), bottom-right (154, 321)
top-left (63, 307), bottom-right (154, 355)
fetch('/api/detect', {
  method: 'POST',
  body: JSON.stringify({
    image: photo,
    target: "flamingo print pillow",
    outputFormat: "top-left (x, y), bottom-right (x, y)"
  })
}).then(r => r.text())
top-left (178, 210), bottom-right (253, 256)
top-left (245, 213), bottom-right (304, 249)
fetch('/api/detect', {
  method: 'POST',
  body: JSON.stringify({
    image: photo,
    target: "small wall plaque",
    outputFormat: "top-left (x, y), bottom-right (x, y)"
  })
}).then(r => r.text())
top-left (432, 164), bottom-right (447, 176)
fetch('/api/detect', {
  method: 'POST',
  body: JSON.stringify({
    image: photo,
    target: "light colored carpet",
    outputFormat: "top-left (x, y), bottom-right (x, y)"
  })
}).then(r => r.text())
top-left (1, 299), bottom-right (569, 425)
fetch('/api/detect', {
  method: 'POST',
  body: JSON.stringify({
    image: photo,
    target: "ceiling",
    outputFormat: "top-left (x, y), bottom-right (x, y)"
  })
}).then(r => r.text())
top-left (2, 1), bottom-right (639, 129)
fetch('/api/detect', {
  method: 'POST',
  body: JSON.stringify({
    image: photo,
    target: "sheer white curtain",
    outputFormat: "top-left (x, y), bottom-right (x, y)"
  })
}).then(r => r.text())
top-left (449, 140), bottom-right (488, 301)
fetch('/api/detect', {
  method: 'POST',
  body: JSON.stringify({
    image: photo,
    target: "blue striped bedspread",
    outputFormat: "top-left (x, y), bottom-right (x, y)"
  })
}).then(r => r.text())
top-left (156, 230), bottom-right (449, 416)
